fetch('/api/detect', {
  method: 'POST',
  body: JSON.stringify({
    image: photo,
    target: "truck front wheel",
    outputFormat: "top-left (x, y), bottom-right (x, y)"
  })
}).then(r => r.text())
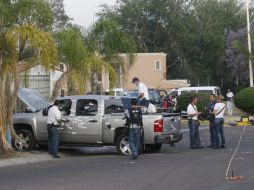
top-left (13, 129), bottom-right (36, 151)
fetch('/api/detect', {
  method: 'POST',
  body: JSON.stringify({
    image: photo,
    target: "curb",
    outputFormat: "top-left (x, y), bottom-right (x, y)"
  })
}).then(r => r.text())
top-left (0, 152), bottom-right (53, 168)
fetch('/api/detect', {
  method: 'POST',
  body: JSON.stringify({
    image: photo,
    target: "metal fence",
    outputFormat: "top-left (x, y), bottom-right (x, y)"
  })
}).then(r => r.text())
top-left (19, 75), bottom-right (50, 99)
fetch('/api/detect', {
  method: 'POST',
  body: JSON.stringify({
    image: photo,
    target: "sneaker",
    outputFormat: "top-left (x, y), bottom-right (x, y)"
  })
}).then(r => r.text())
top-left (53, 155), bottom-right (61, 158)
top-left (221, 145), bottom-right (226, 148)
top-left (196, 146), bottom-right (204, 149)
top-left (207, 145), bottom-right (214, 148)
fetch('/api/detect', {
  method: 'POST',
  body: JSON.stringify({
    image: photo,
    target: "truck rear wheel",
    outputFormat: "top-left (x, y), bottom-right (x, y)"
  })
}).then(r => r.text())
top-left (116, 133), bottom-right (132, 156)
top-left (13, 129), bottom-right (36, 151)
top-left (116, 133), bottom-right (144, 156)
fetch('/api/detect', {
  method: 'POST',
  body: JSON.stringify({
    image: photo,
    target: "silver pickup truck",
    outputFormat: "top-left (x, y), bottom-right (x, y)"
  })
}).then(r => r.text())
top-left (13, 88), bottom-right (182, 155)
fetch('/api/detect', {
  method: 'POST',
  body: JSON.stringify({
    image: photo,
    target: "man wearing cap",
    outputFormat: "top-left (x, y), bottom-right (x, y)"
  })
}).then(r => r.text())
top-left (131, 77), bottom-right (149, 107)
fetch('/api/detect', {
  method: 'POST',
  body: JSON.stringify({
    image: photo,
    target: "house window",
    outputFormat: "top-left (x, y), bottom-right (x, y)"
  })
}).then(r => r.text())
top-left (60, 63), bottom-right (64, 71)
top-left (155, 61), bottom-right (161, 71)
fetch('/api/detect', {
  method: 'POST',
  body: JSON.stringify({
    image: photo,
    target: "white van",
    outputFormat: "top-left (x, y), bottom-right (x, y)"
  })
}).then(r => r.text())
top-left (168, 86), bottom-right (222, 97)
top-left (108, 88), bottom-right (127, 96)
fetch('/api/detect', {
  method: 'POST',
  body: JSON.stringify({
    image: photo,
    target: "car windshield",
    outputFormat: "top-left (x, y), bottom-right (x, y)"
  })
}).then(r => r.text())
top-left (18, 88), bottom-right (49, 112)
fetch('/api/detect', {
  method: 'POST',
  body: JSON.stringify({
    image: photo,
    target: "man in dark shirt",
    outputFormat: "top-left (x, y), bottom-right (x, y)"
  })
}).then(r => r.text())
top-left (125, 98), bottom-right (143, 160)
top-left (207, 94), bottom-right (216, 148)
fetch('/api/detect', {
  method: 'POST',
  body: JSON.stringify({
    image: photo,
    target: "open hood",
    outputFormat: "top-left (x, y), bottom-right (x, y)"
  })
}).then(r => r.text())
top-left (18, 88), bottom-right (49, 112)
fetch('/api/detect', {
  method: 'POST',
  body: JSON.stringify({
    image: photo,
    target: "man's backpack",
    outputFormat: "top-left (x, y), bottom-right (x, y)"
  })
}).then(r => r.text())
top-left (42, 105), bottom-right (53, 116)
top-left (129, 107), bottom-right (142, 126)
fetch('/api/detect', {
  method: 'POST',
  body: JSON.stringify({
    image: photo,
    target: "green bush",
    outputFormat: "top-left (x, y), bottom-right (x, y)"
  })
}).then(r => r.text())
top-left (177, 93), bottom-right (210, 116)
top-left (234, 87), bottom-right (254, 114)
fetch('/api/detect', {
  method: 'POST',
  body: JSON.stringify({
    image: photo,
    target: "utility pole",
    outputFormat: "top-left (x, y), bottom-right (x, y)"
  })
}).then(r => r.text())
top-left (246, 0), bottom-right (253, 87)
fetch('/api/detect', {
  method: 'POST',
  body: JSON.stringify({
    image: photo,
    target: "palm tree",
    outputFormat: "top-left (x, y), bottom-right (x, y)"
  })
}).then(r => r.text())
top-left (87, 19), bottom-right (137, 90)
top-left (0, 24), bottom-right (58, 152)
top-left (52, 25), bottom-right (118, 98)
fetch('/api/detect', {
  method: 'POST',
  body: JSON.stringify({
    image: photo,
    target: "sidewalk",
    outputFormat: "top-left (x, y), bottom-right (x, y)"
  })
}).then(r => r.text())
top-left (0, 151), bottom-right (54, 168)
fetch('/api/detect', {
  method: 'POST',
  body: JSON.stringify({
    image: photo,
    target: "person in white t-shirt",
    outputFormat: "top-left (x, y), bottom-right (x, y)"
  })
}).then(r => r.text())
top-left (131, 77), bottom-right (149, 107)
top-left (226, 89), bottom-right (234, 116)
top-left (187, 96), bottom-right (203, 149)
top-left (47, 100), bottom-right (62, 158)
top-left (212, 95), bottom-right (226, 149)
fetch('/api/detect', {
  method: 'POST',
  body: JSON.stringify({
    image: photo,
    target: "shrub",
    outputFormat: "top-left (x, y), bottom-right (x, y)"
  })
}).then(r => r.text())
top-left (234, 87), bottom-right (254, 114)
top-left (177, 93), bottom-right (210, 116)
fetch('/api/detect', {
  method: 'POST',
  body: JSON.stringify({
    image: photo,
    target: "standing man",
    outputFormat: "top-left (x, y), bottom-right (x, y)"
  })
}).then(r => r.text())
top-left (213, 95), bottom-right (226, 149)
top-left (226, 89), bottom-right (234, 116)
top-left (47, 100), bottom-right (62, 158)
top-left (187, 96), bottom-right (203, 149)
top-left (131, 77), bottom-right (149, 107)
top-left (207, 94), bottom-right (216, 148)
top-left (125, 98), bottom-right (143, 160)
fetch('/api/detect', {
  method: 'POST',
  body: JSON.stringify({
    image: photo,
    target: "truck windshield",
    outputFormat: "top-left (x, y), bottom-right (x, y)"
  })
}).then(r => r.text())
top-left (18, 88), bottom-right (48, 112)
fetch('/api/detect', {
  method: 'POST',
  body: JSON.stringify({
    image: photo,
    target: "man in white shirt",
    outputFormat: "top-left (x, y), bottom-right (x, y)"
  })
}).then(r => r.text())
top-left (187, 96), bottom-right (203, 149)
top-left (131, 77), bottom-right (149, 107)
top-left (226, 89), bottom-right (234, 116)
top-left (212, 95), bottom-right (226, 149)
top-left (47, 100), bottom-right (62, 158)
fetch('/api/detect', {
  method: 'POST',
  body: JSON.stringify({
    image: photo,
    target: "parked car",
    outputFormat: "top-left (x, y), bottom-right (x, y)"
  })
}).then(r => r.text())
top-left (107, 88), bottom-right (127, 96)
top-left (13, 89), bottom-right (182, 155)
top-left (168, 86), bottom-right (222, 97)
top-left (167, 86), bottom-right (222, 117)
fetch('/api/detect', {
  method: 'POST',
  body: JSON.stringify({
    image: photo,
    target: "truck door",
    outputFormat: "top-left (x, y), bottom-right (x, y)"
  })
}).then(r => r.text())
top-left (102, 99), bottom-right (126, 143)
top-left (70, 99), bottom-right (101, 143)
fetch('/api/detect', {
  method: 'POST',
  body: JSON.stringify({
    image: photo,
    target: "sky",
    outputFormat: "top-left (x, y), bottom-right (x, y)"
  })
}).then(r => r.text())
top-left (64, 0), bottom-right (117, 28)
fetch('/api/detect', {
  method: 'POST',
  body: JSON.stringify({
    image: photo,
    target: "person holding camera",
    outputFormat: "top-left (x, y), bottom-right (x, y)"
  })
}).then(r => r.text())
top-left (187, 96), bottom-right (203, 149)
top-left (206, 94), bottom-right (216, 148)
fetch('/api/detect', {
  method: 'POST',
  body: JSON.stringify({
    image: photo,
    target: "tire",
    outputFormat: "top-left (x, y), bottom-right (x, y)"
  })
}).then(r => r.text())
top-left (13, 129), bottom-right (37, 151)
top-left (116, 133), bottom-right (144, 156)
top-left (116, 133), bottom-right (132, 156)
top-left (144, 143), bottom-right (162, 153)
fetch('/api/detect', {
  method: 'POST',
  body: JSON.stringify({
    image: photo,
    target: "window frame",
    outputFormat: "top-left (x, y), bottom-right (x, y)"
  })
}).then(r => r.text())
top-left (76, 99), bottom-right (98, 116)
top-left (155, 60), bottom-right (162, 71)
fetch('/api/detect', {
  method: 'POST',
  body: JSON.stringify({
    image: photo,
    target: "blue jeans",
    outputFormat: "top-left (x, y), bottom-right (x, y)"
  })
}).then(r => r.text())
top-left (209, 121), bottom-right (215, 145)
top-left (128, 128), bottom-right (141, 156)
top-left (6, 127), bottom-right (11, 145)
top-left (47, 124), bottom-right (59, 156)
top-left (140, 98), bottom-right (149, 107)
top-left (188, 120), bottom-right (201, 147)
top-left (214, 118), bottom-right (225, 146)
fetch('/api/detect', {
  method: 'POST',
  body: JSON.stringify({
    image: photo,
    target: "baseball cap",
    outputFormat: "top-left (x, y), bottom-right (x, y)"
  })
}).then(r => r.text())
top-left (131, 77), bottom-right (139, 83)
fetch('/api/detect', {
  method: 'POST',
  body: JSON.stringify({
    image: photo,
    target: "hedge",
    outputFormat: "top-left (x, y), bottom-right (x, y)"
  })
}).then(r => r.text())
top-left (234, 87), bottom-right (254, 114)
top-left (177, 92), bottom-right (210, 116)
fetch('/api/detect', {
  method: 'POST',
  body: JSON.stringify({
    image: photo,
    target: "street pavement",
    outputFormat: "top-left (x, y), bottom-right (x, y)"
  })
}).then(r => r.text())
top-left (0, 125), bottom-right (254, 190)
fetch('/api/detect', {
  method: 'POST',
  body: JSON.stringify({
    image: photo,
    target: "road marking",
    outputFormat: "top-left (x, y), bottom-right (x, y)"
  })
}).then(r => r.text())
top-left (225, 126), bottom-right (246, 177)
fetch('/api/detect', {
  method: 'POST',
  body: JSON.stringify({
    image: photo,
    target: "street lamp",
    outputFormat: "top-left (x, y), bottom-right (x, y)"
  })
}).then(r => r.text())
top-left (246, 0), bottom-right (253, 87)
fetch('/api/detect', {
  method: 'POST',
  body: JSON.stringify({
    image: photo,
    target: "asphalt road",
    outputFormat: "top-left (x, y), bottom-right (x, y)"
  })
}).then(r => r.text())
top-left (0, 126), bottom-right (254, 190)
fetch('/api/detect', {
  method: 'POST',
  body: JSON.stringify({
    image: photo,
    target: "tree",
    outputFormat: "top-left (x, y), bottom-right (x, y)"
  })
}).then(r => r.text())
top-left (48, 0), bottom-right (70, 29)
top-left (98, 0), bottom-right (247, 89)
top-left (87, 19), bottom-right (137, 89)
top-left (0, 0), bottom-right (58, 153)
top-left (52, 25), bottom-right (116, 97)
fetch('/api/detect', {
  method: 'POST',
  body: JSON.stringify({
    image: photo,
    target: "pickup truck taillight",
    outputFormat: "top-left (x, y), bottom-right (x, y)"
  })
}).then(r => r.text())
top-left (154, 119), bottom-right (163, 132)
